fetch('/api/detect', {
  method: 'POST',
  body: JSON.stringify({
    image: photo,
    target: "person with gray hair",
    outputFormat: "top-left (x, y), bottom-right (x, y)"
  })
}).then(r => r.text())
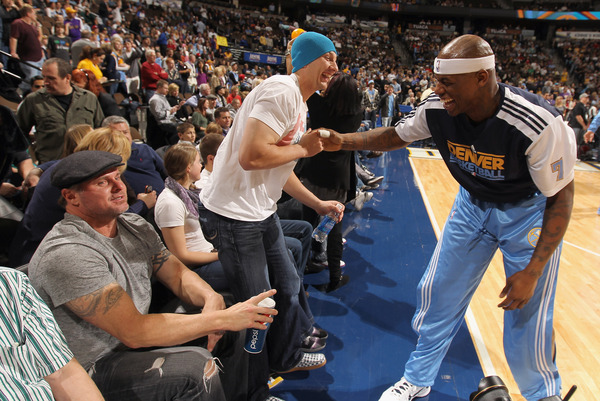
top-left (141, 48), bottom-right (167, 102)
top-left (102, 115), bottom-right (167, 196)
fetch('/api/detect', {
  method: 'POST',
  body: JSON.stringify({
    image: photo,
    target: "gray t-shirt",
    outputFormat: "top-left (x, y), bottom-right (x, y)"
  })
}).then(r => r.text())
top-left (29, 213), bottom-right (165, 370)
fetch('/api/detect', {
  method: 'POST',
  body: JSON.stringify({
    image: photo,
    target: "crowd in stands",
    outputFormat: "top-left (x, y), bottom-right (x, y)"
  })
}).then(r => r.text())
top-left (0, 0), bottom-right (599, 399)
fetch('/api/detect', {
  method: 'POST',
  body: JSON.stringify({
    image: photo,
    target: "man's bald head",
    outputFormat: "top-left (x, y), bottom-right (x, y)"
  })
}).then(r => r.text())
top-left (438, 35), bottom-right (494, 60)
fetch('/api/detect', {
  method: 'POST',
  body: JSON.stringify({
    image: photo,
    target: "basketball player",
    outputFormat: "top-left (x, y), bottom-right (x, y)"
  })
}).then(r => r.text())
top-left (322, 34), bottom-right (576, 401)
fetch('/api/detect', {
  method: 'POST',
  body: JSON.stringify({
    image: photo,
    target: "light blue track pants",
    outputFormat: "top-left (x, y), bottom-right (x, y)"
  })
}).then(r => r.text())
top-left (404, 187), bottom-right (561, 400)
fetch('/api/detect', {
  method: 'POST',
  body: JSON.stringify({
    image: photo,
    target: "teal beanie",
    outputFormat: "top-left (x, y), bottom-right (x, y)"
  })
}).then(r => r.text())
top-left (291, 32), bottom-right (337, 73)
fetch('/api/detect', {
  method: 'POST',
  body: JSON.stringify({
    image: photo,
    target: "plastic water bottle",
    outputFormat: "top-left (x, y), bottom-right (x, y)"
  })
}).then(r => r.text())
top-left (312, 204), bottom-right (343, 242)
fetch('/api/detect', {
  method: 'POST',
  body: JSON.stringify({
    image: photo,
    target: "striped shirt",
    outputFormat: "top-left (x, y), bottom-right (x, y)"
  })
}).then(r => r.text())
top-left (0, 268), bottom-right (73, 400)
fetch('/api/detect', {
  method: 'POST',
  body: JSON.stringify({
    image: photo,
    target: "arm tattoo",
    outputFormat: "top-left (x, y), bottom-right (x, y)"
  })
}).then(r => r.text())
top-left (151, 249), bottom-right (171, 274)
top-left (66, 286), bottom-right (125, 318)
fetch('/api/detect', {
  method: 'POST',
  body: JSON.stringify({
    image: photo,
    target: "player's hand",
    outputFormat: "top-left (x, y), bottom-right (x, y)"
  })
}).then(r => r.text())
top-left (498, 270), bottom-right (538, 310)
top-left (314, 127), bottom-right (343, 152)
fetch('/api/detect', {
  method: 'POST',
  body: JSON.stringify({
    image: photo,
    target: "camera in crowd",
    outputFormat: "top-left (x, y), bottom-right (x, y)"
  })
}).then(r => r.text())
top-left (471, 376), bottom-right (576, 401)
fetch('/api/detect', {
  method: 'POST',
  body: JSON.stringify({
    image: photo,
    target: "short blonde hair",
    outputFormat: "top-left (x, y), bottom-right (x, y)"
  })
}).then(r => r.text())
top-left (74, 127), bottom-right (131, 172)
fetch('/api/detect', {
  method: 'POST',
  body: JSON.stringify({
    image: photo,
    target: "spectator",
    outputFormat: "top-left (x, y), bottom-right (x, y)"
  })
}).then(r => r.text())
top-left (16, 58), bottom-right (104, 163)
top-left (76, 46), bottom-right (107, 83)
top-left (191, 96), bottom-right (209, 137)
top-left (0, 0), bottom-right (20, 66)
top-left (226, 84), bottom-right (241, 105)
top-left (149, 79), bottom-right (182, 144)
top-left (166, 82), bottom-right (189, 119)
top-left (48, 22), bottom-right (71, 62)
top-left (362, 80), bottom-right (380, 129)
top-left (165, 56), bottom-right (186, 95)
top-left (64, 6), bottom-right (82, 42)
top-left (155, 142), bottom-right (229, 291)
top-left (71, 68), bottom-right (121, 117)
top-left (28, 150), bottom-right (278, 401)
top-left (567, 93), bottom-right (589, 157)
top-left (297, 70), bottom-right (364, 292)
top-left (122, 38), bottom-right (142, 95)
top-left (227, 97), bottom-right (241, 121)
top-left (102, 115), bottom-right (168, 196)
top-left (214, 84), bottom-right (227, 108)
top-left (196, 133), bottom-right (223, 190)
top-left (379, 85), bottom-right (397, 128)
top-left (213, 106), bottom-right (232, 135)
top-left (69, 30), bottom-right (95, 68)
top-left (9, 4), bottom-right (43, 93)
top-left (0, 267), bottom-right (105, 401)
top-left (198, 31), bottom-right (340, 375)
top-left (205, 121), bottom-right (223, 136)
top-left (140, 48), bottom-right (167, 102)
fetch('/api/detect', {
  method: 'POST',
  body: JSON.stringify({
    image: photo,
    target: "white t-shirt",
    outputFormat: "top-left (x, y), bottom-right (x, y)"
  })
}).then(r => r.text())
top-left (195, 168), bottom-right (211, 190)
top-left (200, 74), bottom-right (307, 221)
top-left (155, 188), bottom-right (213, 253)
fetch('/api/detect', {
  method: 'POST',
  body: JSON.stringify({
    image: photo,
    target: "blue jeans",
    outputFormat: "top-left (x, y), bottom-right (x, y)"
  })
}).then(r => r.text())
top-left (90, 346), bottom-right (225, 401)
top-left (198, 204), bottom-right (312, 371)
top-left (281, 219), bottom-right (314, 325)
top-left (193, 260), bottom-right (229, 293)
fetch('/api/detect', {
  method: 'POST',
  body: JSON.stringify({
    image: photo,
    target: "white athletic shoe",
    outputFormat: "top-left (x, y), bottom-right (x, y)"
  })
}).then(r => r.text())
top-left (379, 377), bottom-right (431, 401)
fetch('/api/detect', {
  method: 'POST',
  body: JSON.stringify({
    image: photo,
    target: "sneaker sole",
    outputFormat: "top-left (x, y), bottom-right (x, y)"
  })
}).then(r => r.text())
top-left (277, 357), bottom-right (327, 373)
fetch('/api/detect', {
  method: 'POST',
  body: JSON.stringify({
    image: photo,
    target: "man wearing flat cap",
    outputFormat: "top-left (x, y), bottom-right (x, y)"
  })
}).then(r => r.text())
top-left (198, 31), bottom-right (341, 380)
top-left (29, 150), bottom-right (280, 401)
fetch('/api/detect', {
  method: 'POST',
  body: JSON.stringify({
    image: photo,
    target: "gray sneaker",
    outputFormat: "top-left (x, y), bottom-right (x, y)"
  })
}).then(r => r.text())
top-left (379, 377), bottom-right (431, 401)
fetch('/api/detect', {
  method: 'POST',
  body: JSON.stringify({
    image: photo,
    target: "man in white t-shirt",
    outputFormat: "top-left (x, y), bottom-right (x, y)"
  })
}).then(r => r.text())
top-left (198, 32), bottom-right (342, 375)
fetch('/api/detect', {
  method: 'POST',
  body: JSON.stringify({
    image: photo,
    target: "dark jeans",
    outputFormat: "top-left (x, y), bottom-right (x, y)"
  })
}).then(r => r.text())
top-left (198, 204), bottom-right (312, 372)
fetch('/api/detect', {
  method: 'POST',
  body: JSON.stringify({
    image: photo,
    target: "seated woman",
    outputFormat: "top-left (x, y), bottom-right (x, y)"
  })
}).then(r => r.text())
top-left (76, 46), bottom-right (107, 84)
top-left (71, 68), bottom-right (122, 117)
top-left (154, 142), bottom-right (228, 292)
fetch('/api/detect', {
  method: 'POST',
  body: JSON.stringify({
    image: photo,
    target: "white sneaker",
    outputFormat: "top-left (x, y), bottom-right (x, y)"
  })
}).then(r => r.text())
top-left (379, 377), bottom-right (431, 401)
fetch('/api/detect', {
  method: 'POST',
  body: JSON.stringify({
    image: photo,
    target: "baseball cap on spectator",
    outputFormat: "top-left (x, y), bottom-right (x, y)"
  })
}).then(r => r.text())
top-left (65, 6), bottom-right (76, 13)
top-left (206, 94), bottom-right (217, 100)
top-left (368, 80), bottom-right (374, 84)
top-left (51, 151), bottom-right (124, 189)
top-left (291, 31), bottom-right (336, 73)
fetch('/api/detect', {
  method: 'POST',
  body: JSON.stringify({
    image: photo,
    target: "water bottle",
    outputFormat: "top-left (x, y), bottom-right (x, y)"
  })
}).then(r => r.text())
top-left (312, 204), bottom-right (343, 242)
